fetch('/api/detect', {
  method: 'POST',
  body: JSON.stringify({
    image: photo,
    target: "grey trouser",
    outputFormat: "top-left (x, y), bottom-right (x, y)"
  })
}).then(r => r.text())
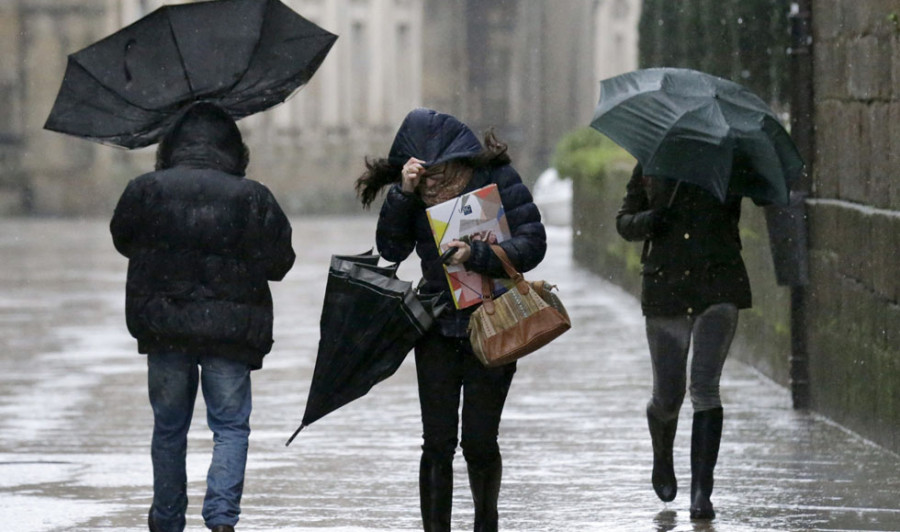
top-left (645, 303), bottom-right (739, 421)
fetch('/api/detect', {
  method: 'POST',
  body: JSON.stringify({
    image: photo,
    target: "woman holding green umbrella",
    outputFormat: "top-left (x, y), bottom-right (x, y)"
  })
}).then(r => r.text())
top-left (599, 67), bottom-right (802, 520)
top-left (616, 162), bottom-right (751, 520)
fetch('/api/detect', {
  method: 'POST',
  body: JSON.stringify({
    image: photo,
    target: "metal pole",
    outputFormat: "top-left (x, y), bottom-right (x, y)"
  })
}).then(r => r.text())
top-left (787, 0), bottom-right (814, 410)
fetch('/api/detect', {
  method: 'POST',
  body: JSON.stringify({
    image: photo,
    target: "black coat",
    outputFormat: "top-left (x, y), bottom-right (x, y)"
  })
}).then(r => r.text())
top-left (110, 167), bottom-right (295, 369)
top-left (377, 165), bottom-right (546, 336)
top-left (376, 109), bottom-right (545, 336)
top-left (616, 164), bottom-right (751, 317)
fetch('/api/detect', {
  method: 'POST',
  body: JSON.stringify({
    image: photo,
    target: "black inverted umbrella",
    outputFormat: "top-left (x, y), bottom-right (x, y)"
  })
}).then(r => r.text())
top-left (286, 253), bottom-right (443, 445)
top-left (44, 0), bottom-right (337, 148)
top-left (590, 67), bottom-right (804, 206)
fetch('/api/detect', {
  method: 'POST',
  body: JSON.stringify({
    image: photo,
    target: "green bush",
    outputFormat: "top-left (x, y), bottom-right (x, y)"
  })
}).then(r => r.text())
top-left (551, 128), bottom-right (632, 182)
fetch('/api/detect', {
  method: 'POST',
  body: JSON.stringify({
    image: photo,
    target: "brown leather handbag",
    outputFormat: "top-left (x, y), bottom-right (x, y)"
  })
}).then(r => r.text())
top-left (468, 245), bottom-right (571, 367)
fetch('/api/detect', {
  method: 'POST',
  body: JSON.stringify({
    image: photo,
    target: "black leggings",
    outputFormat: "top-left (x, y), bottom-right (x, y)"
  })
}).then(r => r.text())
top-left (414, 329), bottom-right (516, 468)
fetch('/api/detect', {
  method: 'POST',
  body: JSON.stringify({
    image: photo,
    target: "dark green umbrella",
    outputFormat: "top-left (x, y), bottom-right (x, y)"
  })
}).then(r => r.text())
top-left (590, 67), bottom-right (803, 205)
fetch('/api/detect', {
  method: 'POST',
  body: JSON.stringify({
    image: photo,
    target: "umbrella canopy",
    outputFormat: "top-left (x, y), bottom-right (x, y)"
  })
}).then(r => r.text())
top-left (590, 67), bottom-right (804, 205)
top-left (286, 252), bottom-right (444, 445)
top-left (44, 0), bottom-right (337, 148)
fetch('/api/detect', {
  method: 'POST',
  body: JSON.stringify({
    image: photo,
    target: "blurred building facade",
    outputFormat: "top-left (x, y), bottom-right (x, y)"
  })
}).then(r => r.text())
top-left (0, 0), bottom-right (423, 215)
top-left (1, 0), bottom-right (638, 215)
top-left (420, 0), bottom-right (641, 186)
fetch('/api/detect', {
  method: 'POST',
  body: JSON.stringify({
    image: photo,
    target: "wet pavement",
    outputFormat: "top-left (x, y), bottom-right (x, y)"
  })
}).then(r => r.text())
top-left (1, 216), bottom-right (899, 532)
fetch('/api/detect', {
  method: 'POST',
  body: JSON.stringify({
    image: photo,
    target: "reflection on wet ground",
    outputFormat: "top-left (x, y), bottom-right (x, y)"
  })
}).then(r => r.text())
top-left (1, 217), bottom-right (898, 531)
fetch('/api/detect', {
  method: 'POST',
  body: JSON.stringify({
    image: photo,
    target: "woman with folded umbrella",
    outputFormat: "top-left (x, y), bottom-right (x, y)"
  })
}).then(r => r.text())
top-left (615, 162), bottom-right (752, 520)
top-left (110, 102), bottom-right (295, 532)
top-left (356, 108), bottom-right (546, 532)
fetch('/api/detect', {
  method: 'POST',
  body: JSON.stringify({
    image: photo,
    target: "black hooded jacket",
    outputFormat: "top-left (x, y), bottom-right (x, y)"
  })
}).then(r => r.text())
top-left (616, 163), bottom-right (751, 317)
top-left (376, 109), bottom-right (546, 336)
top-left (110, 103), bottom-right (295, 369)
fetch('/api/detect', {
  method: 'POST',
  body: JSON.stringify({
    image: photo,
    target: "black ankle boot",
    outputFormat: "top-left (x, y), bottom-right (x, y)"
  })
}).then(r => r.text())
top-left (647, 406), bottom-right (678, 502)
top-left (467, 458), bottom-right (502, 532)
top-left (690, 407), bottom-right (723, 520)
top-left (420, 452), bottom-right (453, 532)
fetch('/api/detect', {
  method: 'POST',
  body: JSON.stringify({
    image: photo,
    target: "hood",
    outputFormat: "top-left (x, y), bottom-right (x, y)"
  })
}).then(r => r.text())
top-left (157, 102), bottom-right (247, 175)
top-left (387, 108), bottom-right (482, 168)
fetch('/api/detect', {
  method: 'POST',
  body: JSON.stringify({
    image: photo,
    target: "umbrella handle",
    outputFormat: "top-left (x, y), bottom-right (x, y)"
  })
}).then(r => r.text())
top-left (645, 180), bottom-right (682, 263)
top-left (668, 181), bottom-right (681, 208)
top-left (285, 424), bottom-right (307, 447)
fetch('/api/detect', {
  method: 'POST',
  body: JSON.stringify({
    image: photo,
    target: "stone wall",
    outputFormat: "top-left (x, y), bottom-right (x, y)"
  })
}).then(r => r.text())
top-left (806, 0), bottom-right (900, 453)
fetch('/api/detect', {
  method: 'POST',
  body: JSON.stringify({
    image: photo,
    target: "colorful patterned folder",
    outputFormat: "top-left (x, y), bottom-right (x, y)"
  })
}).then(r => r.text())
top-left (426, 184), bottom-right (512, 309)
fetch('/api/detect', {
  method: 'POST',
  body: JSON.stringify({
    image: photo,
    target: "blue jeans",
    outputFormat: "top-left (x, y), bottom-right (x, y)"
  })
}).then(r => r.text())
top-left (147, 352), bottom-right (252, 531)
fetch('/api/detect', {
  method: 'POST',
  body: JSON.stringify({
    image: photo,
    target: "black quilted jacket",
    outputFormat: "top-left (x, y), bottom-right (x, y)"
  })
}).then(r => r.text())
top-left (377, 164), bottom-right (546, 337)
top-left (616, 163), bottom-right (751, 317)
top-left (110, 165), bottom-right (295, 369)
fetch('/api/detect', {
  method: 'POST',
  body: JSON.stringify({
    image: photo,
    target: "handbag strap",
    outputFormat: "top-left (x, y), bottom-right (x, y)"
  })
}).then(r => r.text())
top-left (480, 244), bottom-right (529, 315)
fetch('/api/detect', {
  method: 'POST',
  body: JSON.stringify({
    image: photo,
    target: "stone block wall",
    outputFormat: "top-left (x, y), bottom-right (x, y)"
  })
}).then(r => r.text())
top-left (804, 0), bottom-right (900, 452)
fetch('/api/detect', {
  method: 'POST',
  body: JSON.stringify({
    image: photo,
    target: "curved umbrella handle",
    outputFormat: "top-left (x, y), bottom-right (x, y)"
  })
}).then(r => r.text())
top-left (668, 180), bottom-right (681, 208)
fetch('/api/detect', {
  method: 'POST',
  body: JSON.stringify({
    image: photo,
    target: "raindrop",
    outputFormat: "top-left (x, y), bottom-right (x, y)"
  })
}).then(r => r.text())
top-left (576, 230), bottom-right (582, 236)
top-left (741, 70), bottom-right (751, 79)
top-left (738, 17), bottom-right (744, 24)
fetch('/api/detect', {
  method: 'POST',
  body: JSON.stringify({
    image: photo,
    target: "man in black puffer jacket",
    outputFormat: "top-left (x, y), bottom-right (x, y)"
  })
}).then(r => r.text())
top-left (110, 102), bottom-right (294, 532)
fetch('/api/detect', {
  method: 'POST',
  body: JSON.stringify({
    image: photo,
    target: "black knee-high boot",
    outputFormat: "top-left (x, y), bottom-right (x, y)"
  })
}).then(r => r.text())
top-left (647, 406), bottom-right (678, 502)
top-left (467, 457), bottom-right (501, 532)
top-left (420, 452), bottom-right (453, 532)
top-left (690, 407), bottom-right (723, 520)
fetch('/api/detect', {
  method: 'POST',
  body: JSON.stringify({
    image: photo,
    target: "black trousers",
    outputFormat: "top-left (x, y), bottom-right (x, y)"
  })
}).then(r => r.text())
top-left (414, 329), bottom-right (516, 467)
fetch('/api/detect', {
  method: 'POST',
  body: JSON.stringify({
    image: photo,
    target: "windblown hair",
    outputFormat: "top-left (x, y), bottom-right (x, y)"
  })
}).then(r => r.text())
top-left (156, 102), bottom-right (249, 176)
top-left (355, 128), bottom-right (512, 208)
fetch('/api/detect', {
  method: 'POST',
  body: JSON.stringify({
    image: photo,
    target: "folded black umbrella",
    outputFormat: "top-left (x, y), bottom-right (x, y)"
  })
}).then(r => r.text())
top-left (286, 252), bottom-right (444, 445)
top-left (315, 251), bottom-right (397, 365)
top-left (44, 0), bottom-right (337, 148)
